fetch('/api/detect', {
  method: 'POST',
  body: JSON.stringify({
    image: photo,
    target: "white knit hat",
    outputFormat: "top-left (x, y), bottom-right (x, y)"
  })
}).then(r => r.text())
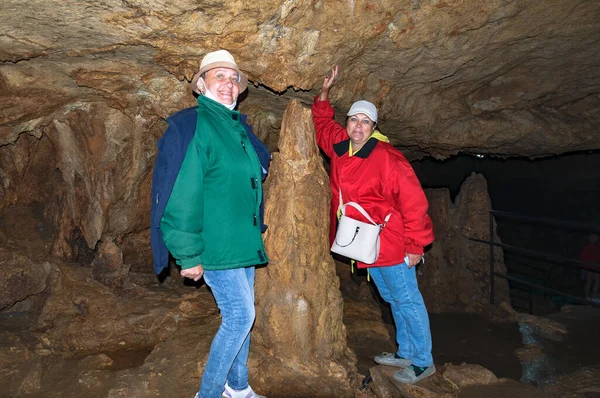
top-left (347, 100), bottom-right (378, 123)
top-left (191, 50), bottom-right (248, 93)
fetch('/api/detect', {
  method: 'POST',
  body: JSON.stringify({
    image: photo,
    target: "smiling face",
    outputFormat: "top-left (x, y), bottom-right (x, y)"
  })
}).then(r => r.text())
top-left (346, 113), bottom-right (376, 150)
top-left (199, 67), bottom-right (240, 105)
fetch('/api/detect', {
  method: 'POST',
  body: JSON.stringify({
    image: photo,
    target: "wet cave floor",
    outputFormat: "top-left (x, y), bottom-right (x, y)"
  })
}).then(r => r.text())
top-left (339, 264), bottom-right (524, 381)
top-left (430, 312), bottom-right (523, 380)
top-left (338, 261), bottom-right (600, 397)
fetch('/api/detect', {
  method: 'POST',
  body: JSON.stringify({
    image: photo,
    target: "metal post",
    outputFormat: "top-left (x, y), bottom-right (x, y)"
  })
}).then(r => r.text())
top-left (490, 211), bottom-right (495, 305)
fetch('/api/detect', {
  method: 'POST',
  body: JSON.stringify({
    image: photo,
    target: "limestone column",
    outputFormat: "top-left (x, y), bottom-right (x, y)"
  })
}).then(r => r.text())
top-left (254, 99), bottom-right (354, 378)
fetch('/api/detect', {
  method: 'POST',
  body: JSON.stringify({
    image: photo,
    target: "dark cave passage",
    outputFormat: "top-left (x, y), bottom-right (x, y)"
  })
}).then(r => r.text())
top-left (412, 151), bottom-right (600, 315)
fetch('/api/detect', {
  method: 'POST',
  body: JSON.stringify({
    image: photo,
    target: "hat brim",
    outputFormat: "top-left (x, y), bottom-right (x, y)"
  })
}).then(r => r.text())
top-left (191, 61), bottom-right (248, 94)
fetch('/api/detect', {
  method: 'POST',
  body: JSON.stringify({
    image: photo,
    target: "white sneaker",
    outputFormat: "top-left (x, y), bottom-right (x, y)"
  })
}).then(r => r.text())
top-left (374, 352), bottom-right (411, 368)
top-left (222, 382), bottom-right (266, 398)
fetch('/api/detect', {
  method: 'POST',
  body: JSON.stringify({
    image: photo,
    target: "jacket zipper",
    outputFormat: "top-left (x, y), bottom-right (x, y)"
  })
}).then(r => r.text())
top-left (241, 140), bottom-right (262, 234)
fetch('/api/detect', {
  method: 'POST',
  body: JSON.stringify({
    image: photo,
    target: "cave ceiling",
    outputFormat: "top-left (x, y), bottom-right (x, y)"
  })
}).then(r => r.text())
top-left (1, 0), bottom-right (599, 158)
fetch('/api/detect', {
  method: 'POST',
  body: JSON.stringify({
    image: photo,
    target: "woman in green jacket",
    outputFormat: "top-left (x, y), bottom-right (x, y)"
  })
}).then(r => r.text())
top-left (160, 50), bottom-right (267, 398)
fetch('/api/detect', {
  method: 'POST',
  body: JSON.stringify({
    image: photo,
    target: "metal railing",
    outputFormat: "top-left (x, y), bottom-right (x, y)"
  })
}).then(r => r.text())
top-left (470, 210), bottom-right (600, 312)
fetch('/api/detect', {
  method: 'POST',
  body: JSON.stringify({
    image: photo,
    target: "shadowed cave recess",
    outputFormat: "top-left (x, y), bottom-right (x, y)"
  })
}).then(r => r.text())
top-left (413, 151), bottom-right (600, 313)
top-left (1, 0), bottom-right (600, 397)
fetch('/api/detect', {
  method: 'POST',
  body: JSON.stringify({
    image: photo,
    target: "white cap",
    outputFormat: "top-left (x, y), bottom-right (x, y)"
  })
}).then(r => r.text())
top-left (347, 100), bottom-right (378, 123)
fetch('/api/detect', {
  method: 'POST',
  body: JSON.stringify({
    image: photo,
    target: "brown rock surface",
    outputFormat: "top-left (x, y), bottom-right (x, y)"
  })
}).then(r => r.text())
top-left (0, 254), bottom-right (225, 397)
top-left (36, 262), bottom-right (199, 357)
top-left (91, 238), bottom-right (130, 289)
top-left (369, 363), bottom-right (521, 398)
top-left (419, 173), bottom-right (511, 313)
top-left (44, 103), bottom-right (159, 259)
top-left (0, 101), bottom-right (159, 261)
top-left (441, 363), bottom-right (498, 389)
top-left (336, 260), bottom-right (395, 377)
top-left (0, 245), bottom-right (597, 397)
top-left (254, 99), bottom-right (357, 394)
top-left (0, 246), bottom-right (51, 311)
top-left (0, 332), bottom-right (43, 396)
top-left (1, 0), bottom-right (599, 158)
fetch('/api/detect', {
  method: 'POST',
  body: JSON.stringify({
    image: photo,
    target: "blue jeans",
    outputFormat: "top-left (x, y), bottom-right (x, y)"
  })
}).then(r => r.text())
top-left (369, 262), bottom-right (433, 367)
top-left (199, 267), bottom-right (256, 398)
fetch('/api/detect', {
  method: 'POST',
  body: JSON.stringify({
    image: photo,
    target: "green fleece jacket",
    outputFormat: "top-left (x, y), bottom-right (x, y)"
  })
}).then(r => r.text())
top-left (160, 95), bottom-right (268, 270)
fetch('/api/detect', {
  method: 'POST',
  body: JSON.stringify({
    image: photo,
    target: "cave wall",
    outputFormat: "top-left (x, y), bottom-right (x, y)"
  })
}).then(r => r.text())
top-left (0, 102), bottom-right (162, 264)
top-left (1, 0), bottom-right (599, 259)
top-left (1, 2), bottom-right (600, 396)
top-left (0, 0), bottom-right (597, 338)
top-left (1, 0), bottom-right (599, 158)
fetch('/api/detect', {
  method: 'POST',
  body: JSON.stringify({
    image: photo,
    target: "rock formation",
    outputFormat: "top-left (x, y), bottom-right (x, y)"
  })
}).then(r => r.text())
top-left (420, 173), bottom-right (511, 313)
top-left (254, 99), bottom-right (356, 393)
top-left (0, 247), bottom-right (51, 311)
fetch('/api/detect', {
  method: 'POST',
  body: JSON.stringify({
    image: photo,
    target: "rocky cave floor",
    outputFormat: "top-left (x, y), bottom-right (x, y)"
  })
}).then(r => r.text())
top-left (2, 246), bottom-right (600, 398)
top-left (341, 264), bottom-right (600, 398)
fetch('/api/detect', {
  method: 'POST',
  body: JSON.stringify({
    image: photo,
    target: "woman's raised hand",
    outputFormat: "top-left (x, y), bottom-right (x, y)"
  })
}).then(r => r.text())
top-left (319, 65), bottom-right (339, 101)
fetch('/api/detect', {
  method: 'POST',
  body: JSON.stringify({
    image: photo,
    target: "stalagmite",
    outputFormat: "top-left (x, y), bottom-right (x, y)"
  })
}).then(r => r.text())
top-left (254, 99), bottom-right (356, 387)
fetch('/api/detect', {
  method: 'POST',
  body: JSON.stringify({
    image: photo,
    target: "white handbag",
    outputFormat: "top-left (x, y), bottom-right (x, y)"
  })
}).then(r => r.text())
top-left (330, 192), bottom-right (391, 264)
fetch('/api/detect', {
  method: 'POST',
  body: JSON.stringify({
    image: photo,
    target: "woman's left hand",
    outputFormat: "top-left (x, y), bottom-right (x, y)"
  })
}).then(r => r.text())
top-left (406, 253), bottom-right (422, 269)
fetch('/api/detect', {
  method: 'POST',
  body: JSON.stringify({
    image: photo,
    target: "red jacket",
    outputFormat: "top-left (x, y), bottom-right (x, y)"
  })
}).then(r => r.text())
top-left (312, 97), bottom-right (434, 268)
top-left (579, 243), bottom-right (600, 270)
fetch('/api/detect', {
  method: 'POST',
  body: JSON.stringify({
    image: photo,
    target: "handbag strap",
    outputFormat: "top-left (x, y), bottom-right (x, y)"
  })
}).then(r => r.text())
top-left (338, 191), bottom-right (391, 227)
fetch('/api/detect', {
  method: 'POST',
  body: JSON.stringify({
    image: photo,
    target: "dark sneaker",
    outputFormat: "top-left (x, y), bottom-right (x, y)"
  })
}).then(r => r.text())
top-left (374, 352), bottom-right (411, 367)
top-left (393, 364), bottom-right (436, 384)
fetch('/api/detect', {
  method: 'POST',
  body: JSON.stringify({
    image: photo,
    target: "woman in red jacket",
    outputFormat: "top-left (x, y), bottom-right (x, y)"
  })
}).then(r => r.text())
top-left (312, 66), bottom-right (435, 384)
top-left (580, 234), bottom-right (600, 300)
